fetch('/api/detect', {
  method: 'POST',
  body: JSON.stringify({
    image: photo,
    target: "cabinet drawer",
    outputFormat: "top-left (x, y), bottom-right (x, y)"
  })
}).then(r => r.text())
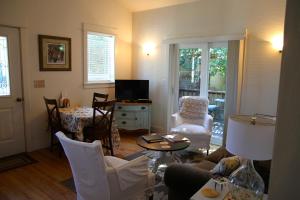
top-left (115, 111), bottom-right (136, 119)
top-left (114, 103), bottom-right (151, 131)
top-left (117, 119), bottom-right (136, 127)
top-left (116, 105), bottom-right (149, 111)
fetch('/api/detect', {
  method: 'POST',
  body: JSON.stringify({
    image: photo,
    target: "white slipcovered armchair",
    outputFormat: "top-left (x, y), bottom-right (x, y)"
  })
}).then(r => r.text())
top-left (56, 131), bottom-right (155, 200)
top-left (170, 96), bottom-right (213, 154)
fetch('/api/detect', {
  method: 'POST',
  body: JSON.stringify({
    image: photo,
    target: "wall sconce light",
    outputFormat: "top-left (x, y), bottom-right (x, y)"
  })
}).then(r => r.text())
top-left (143, 42), bottom-right (155, 56)
top-left (271, 34), bottom-right (283, 53)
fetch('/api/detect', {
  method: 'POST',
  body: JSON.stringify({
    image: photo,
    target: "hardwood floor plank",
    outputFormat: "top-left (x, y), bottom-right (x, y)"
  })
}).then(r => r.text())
top-left (0, 132), bottom-right (143, 200)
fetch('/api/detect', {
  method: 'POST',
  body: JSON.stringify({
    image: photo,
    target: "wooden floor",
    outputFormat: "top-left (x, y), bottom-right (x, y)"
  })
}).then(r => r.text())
top-left (0, 132), bottom-right (143, 200)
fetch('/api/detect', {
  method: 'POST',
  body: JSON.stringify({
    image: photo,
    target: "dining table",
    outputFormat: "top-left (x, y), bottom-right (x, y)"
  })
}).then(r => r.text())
top-left (58, 106), bottom-right (120, 149)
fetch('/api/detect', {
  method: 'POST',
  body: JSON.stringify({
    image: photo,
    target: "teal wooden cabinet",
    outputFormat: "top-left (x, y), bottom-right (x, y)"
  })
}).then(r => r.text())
top-left (115, 102), bottom-right (151, 133)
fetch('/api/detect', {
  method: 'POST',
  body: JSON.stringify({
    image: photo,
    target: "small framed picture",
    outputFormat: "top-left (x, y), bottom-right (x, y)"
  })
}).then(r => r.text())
top-left (38, 35), bottom-right (71, 71)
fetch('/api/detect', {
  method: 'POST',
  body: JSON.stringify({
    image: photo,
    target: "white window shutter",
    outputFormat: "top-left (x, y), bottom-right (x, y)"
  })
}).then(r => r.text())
top-left (87, 32), bottom-right (115, 83)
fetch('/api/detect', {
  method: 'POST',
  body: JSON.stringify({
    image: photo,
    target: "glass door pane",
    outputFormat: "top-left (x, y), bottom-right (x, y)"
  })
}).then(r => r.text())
top-left (178, 48), bottom-right (202, 98)
top-left (0, 36), bottom-right (10, 96)
top-left (208, 47), bottom-right (228, 146)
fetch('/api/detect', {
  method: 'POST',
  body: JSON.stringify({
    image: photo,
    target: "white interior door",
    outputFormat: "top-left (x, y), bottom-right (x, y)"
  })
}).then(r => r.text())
top-left (0, 26), bottom-right (25, 158)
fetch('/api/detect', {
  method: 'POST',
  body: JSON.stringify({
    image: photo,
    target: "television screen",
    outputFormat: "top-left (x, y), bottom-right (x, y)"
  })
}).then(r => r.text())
top-left (115, 80), bottom-right (149, 101)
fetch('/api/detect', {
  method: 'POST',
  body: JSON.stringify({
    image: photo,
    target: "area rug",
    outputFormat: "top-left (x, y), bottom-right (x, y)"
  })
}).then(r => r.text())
top-left (61, 149), bottom-right (205, 200)
top-left (0, 153), bottom-right (36, 173)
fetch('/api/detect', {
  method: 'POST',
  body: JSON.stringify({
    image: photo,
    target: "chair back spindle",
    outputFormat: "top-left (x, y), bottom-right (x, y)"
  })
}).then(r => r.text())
top-left (43, 96), bottom-right (76, 152)
top-left (84, 100), bottom-right (116, 155)
top-left (44, 97), bottom-right (62, 133)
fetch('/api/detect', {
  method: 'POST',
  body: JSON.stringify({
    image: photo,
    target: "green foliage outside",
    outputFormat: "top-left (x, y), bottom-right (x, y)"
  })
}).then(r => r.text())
top-left (179, 47), bottom-right (227, 91)
top-left (179, 48), bottom-right (202, 71)
top-left (208, 48), bottom-right (227, 91)
top-left (209, 48), bottom-right (227, 77)
top-left (179, 48), bottom-right (201, 89)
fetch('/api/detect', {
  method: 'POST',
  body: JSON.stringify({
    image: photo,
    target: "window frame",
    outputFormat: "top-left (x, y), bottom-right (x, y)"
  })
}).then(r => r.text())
top-left (83, 23), bottom-right (116, 88)
top-left (0, 35), bottom-right (12, 97)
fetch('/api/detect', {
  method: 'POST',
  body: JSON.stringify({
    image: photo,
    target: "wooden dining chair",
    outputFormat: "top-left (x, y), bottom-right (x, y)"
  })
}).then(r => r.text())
top-left (83, 100), bottom-right (116, 156)
top-left (92, 92), bottom-right (109, 110)
top-left (43, 97), bottom-right (76, 152)
top-left (93, 92), bottom-right (108, 103)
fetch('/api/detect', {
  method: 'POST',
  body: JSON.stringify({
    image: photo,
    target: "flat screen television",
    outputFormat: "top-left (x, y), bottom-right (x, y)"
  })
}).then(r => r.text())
top-left (115, 80), bottom-right (149, 101)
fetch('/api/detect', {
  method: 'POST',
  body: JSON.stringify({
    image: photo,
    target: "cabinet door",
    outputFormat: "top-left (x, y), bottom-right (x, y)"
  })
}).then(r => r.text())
top-left (115, 104), bottom-right (150, 131)
top-left (136, 111), bottom-right (149, 129)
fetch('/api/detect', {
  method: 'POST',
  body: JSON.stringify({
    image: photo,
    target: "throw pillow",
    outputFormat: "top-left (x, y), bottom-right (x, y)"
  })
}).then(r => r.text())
top-left (179, 96), bottom-right (208, 119)
top-left (210, 156), bottom-right (241, 177)
top-left (205, 147), bottom-right (234, 163)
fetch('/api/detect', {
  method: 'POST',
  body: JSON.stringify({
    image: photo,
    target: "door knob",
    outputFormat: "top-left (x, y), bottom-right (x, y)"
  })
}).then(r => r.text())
top-left (16, 97), bottom-right (23, 102)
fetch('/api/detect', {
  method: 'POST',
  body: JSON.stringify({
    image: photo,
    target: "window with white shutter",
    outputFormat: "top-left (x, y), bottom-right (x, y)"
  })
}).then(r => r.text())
top-left (84, 28), bottom-right (115, 86)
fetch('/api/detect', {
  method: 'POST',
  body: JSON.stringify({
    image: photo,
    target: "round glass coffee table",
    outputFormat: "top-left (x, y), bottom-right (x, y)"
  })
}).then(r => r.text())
top-left (136, 135), bottom-right (190, 174)
top-left (136, 135), bottom-right (190, 151)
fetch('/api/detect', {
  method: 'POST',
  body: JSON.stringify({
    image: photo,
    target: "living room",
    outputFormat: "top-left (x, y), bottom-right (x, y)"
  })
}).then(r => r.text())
top-left (0, 0), bottom-right (299, 199)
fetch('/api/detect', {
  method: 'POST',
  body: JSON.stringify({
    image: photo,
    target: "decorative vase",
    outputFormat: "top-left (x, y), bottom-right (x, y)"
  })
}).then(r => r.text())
top-left (228, 159), bottom-right (264, 200)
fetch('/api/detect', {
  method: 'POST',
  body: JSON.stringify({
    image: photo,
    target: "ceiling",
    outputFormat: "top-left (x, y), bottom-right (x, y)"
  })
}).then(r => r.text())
top-left (117, 0), bottom-right (200, 12)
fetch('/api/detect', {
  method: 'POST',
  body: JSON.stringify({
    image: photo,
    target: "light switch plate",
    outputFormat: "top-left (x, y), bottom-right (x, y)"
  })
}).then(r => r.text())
top-left (34, 80), bottom-right (45, 88)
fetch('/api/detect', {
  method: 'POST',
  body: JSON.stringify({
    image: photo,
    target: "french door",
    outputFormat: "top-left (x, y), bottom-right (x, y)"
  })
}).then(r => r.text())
top-left (0, 26), bottom-right (25, 157)
top-left (178, 44), bottom-right (209, 96)
top-left (170, 42), bottom-right (228, 146)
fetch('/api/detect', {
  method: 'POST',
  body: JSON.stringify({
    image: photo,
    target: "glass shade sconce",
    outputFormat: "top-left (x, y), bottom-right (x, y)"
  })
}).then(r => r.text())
top-left (271, 34), bottom-right (283, 53)
top-left (143, 42), bottom-right (155, 56)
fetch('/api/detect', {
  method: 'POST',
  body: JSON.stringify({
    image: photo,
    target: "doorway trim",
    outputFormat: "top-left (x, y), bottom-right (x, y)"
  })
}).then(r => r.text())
top-left (19, 27), bottom-right (33, 151)
top-left (0, 24), bottom-right (33, 152)
top-left (0, 24), bottom-right (29, 155)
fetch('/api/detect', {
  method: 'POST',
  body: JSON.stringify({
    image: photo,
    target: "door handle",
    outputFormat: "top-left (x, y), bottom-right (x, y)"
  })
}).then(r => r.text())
top-left (16, 97), bottom-right (23, 102)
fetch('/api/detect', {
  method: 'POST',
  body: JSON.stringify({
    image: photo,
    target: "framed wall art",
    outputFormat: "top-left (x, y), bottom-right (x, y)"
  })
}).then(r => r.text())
top-left (38, 35), bottom-right (71, 71)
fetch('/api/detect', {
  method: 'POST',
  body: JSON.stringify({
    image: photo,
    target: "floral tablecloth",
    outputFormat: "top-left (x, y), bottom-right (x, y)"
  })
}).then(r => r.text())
top-left (59, 107), bottom-right (120, 149)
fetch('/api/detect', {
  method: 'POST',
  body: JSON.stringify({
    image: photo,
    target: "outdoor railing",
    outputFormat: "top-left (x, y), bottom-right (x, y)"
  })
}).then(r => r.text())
top-left (207, 90), bottom-right (226, 104)
top-left (178, 88), bottom-right (200, 97)
top-left (179, 89), bottom-right (225, 102)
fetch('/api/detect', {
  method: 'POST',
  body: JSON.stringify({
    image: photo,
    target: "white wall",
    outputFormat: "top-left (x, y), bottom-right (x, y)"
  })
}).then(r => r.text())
top-left (132, 0), bottom-right (286, 131)
top-left (0, 0), bottom-right (132, 151)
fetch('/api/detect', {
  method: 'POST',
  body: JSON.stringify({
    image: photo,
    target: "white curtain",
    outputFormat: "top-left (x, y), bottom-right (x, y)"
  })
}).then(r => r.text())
top-left (223, 39), bottom-right (245, 146)
top-left (167, 43), bottom-right (179, 131)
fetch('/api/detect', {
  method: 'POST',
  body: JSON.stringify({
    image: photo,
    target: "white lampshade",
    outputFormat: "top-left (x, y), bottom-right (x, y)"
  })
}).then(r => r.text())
top-left (226, 115), bottom-right (275, 160)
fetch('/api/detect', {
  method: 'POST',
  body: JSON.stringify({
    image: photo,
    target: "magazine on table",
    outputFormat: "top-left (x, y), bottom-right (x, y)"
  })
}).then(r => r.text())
top-left (142, 134), bottom-right (163, 143)
top-left (164, 134), bottom-right (189, 143)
